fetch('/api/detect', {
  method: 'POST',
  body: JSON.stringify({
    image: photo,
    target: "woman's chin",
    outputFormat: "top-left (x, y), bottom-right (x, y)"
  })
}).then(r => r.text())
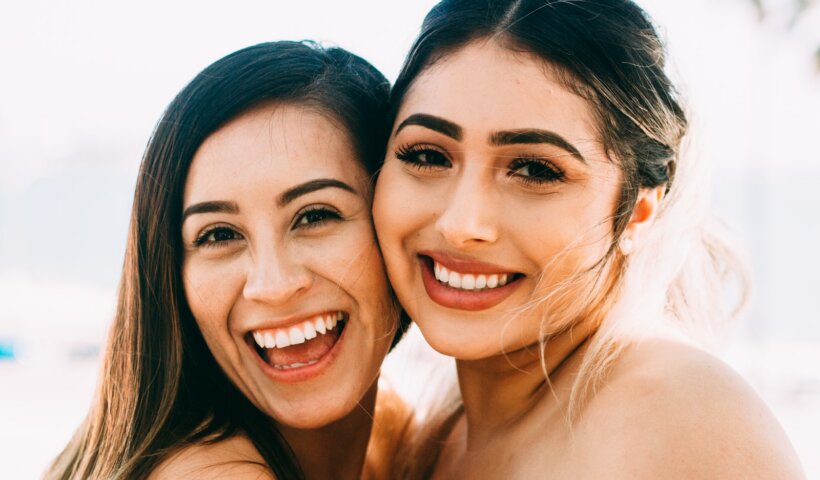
top-left (418, 327), bottom-right (496, 361)
top-left (264, 399), bottom-right (357, 431)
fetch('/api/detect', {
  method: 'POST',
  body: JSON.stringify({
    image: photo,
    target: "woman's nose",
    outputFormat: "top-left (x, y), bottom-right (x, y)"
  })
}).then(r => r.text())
top-left (435, 174), bottom-right (499, 248)
top-left (242, 245), bottom-right (313, 305)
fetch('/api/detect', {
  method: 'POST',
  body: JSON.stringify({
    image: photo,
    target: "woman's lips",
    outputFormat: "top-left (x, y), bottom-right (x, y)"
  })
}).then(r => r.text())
top-left (247, 314), bottom-right (348, 383)
top-left (418, 254), bottom-right (524, 311)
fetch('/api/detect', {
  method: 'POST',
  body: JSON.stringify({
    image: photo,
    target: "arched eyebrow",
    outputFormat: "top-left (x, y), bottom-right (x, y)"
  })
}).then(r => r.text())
top-left (277, 178), bottom-right (357, 206)
top-left (490, 130), bottom-right (586, 163)
top-left (395, 113), bottom-right (462, 141)
top-left (394, 113), bottom-right (586, 164)
top-left (182, 201), bottom-right (238, 223)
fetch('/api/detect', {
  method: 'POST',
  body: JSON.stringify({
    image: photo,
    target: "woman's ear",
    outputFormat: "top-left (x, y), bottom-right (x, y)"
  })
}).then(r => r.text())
top-left (619, 186), bottom-right (664, 255)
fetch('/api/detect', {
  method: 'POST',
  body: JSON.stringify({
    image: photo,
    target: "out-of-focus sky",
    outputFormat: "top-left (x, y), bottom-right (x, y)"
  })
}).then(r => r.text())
top-left (0, 0), bottom-right (818, 477)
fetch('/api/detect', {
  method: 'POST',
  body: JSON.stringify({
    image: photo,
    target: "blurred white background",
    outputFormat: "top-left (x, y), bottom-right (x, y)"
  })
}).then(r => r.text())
top-left (1, 0), bottom-right (818, 478)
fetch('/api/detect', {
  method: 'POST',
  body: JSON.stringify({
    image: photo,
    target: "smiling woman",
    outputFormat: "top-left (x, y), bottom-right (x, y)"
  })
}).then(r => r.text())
top-left (180, 105), bottom-right (395, 429)
top-left (373, 0), bottom-right (806, 478)
top-left (45, 41), bottom-right (409, 480)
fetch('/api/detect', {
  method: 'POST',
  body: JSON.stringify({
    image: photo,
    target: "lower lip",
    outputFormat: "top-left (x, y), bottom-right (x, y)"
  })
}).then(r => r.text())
top-left (248, 321), bottom-right (348, 383)
top-left (419, 256), bottom-right (523, 311)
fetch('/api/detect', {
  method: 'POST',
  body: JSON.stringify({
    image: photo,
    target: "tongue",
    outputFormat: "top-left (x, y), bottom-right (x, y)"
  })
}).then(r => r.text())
top-left (265, 327), bottom-right (341, 367)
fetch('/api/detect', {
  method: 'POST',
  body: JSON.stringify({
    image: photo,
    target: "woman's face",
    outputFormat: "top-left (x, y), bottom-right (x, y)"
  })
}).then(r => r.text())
top-left (182, 104), bottom-right (395, 429)
top-left (373, 41), bottom-right (622, 360)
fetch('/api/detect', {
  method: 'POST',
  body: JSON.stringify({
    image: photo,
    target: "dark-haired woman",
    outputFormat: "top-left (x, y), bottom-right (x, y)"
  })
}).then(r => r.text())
top-left (373, 0), bottom-right (805, 478)
top-left (46, 41), bottom-right (409, 480)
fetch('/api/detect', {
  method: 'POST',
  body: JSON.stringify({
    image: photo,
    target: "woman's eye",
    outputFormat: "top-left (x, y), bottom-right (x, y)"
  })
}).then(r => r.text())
top-left (194, 227), bottom-right (242, 247)
top-left (509, 158), bottom-right (565, 184)
top-left (294, 207), bottom-right (342, 229)
top-left (395, 144), bottom-right (451, 170)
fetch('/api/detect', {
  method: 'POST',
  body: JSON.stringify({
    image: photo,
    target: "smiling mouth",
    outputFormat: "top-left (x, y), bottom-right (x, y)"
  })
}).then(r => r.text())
top-left (432, 261), bottom-right (520, 290)
top-left (248, 312), bottom-right (347, 370)
top-left (419, 255), bottom-right (525, 311)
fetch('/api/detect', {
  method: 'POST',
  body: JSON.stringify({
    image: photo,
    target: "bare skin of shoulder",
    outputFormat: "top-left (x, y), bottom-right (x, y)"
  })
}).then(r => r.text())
top-left (149, 434), bottom-right (274, 480)
top-left (148, 385), bottom-right (413, 480)
top-left (431, 338), bottom-right (806, 480)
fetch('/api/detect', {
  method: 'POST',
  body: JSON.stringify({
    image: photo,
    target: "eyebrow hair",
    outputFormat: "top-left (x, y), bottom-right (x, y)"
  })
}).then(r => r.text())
top-left (394, 113), bottom-right (463, 141)
top-left (182, 200), bottom-right (238, 223)
top-left (490, 129), bottom-right (587, 163)
top-left (277, 178), bottom-right (357, 206)
top-left (182, 179), bottom-right (356, 224)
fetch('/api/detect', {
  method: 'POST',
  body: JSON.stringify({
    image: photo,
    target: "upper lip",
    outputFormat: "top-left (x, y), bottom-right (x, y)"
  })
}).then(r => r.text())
top-left (244, 310), bottom-right (344, 333)
top-left (419, 250), bottom-right (523, 275)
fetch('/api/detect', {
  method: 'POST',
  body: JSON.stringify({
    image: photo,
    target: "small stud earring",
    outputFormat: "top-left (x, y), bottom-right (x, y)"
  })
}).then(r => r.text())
top-left (619, 237), bottom-right (633, 255)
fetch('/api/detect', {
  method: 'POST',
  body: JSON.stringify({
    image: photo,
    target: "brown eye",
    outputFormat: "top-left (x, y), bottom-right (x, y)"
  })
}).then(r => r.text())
top-left (509, 157), bottom-right (565, 184)
top-left (395, 144), bottom-right (452, 170)
top-left (194, 226), bottom-right (242, 247)
top-left (293, 206), bottom-right (342, 229)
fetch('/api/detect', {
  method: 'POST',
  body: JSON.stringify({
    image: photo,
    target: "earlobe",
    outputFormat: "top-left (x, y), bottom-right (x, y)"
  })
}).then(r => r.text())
top-left (621, 186), bottom-right (664, 254)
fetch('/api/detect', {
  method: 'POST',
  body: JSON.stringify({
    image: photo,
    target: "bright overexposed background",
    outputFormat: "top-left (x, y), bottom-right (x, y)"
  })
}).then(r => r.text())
top-left (1, 0), bottom-right (818, 478)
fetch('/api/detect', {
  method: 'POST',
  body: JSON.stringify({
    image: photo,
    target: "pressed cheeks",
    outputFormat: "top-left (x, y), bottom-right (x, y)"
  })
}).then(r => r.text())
top-left (181, 104), bottom-right (395, 429)
top-left (372, 41), bottom-right (623, 360)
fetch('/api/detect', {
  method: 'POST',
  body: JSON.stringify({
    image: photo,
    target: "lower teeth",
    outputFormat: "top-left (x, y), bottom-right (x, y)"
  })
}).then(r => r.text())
top-left (272, 359), bottom-right (320, 370)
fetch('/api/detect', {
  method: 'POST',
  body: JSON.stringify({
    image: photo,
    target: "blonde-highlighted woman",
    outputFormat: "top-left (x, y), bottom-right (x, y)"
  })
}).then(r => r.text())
top-left (373, 0), bottom-right (805, 478)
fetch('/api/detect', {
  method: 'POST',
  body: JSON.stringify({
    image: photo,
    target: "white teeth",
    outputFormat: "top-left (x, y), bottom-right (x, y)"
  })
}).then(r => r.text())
top-left (272, 359), bottom-right (319, 370)
top-left (253, 312), bottom-right (344, 350)
top-left (432, 261), bottom-right (514, 291)
top-left (325, 314), bottom-right (336, 331)
top-left (275, 331), bottom-right (291, 349)
top-left (303, 321), bottom-right (317, 340)
top-left (288, 326), bottom-right (305, 345)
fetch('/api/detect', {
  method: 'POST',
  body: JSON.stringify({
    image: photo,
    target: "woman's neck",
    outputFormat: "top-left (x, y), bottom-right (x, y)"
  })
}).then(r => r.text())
top-left (455, 322), bottom-right (594, 447)
top-left (278, 380), bottom-right (378, 480)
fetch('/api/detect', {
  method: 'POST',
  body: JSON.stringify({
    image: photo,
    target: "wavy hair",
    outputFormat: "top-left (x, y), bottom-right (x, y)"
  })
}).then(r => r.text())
top-left (390, 0), bottom-right (750, 421)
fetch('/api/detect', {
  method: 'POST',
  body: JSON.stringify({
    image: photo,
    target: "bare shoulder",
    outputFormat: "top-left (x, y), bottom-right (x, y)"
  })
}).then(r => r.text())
top-left (363, 384), bottom-right (416, 480)
top-left (577, 339), bottom-right (805, 479)
top-left (149, 434), bottom-right (275, 480)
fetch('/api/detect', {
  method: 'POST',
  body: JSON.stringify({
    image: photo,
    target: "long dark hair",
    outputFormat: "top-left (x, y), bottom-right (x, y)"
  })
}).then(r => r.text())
top-left (47, 40), bottom-right (407, 480)
top-left (389, 0), bottom-right (748, 425)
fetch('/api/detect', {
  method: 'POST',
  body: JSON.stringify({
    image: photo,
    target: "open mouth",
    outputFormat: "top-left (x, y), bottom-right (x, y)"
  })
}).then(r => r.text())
top-left (247, 312), bottom-right (347, 372)
top-left (419, 255), bottom-right (525, 311)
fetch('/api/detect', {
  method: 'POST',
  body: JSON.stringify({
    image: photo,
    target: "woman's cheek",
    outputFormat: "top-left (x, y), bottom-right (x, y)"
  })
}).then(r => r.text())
top-left (374, 169), bottom-right (420, 245)
top-left (298, 222), bottom-right (387, 288)
top-left (183, 257), bottom-right (242, 328)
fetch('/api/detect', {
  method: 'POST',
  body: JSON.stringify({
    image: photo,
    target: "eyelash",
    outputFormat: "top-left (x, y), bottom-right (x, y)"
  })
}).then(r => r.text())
top-left (396, 142), bottom-right (565, 185)
top-left (395, 144), bottom-right (452, 170)
top-left (508, 157), bottom-right (565, 185)
top-left (292, 205), bottom-right (343, 229)
top-left (193, 206), bottom-right (342, 247)
top-left (193, 226), bottom-right (242, 247)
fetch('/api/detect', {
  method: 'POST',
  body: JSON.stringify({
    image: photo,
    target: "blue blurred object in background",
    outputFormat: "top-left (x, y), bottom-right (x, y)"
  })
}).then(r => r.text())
top-left (0, 338), bottom-right (15, 360)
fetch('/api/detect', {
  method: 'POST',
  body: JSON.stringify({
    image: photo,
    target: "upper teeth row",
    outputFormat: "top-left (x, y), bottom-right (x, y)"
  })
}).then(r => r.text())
top-left (434, 262), bottom-right (511, 290)
top-left (252, 312), bottom-right (343, 349)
